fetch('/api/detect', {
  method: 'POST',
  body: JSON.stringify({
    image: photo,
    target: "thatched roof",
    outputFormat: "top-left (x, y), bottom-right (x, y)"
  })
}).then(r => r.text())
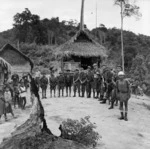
top-left (0, 57), bottom-right (11, 73)
top-left (55, 30), bottom-right (107, 58)
top-left (0, 44), bottom-right (33, 69)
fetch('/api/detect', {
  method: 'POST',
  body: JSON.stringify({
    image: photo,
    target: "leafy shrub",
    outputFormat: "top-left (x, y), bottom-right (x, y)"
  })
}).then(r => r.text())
top-left (59, 116), bottom-right (100, 147)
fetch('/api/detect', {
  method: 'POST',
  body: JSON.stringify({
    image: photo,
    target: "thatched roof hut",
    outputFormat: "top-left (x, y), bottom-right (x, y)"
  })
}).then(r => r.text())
top-left (0, 44), bottom-right (33, 76)
top-left (55, 30), bottom-right (107, 58)
top-left (55, 0), bottom-right (107, 70)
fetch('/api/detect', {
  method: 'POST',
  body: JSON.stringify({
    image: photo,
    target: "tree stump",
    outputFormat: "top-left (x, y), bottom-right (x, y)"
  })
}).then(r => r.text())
top-left (0, 76), bottom-right (91, 149)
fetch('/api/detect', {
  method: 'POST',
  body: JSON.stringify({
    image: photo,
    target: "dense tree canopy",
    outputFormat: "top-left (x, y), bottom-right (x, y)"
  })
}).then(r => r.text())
top-left (0, 8), bottom-right (150, 82)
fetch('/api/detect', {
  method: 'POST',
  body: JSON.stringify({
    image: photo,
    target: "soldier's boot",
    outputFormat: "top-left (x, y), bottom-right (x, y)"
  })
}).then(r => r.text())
top-left (99, 95), bottom-right (103, 101)
top-left (100, 98), bottom-right (106, 104)
top-left (119, 112), bottom-right (124, 120)
top-left (124, 112), bottom-right (128, 121)
top-left (108, 101), bottom-right (114, 109)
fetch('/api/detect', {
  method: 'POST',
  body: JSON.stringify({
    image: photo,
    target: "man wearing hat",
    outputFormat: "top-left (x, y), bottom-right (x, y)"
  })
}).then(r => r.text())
top-left (73, 69), bottom-right (80, 97)
top-left (57, 71), bottom-right (65, 97)
top-left (40, 72), bottom-right (48, 99)
top-left (80, 68), bottom-right (87, 97)
top-left (86, 66), bottom-right (93, 98)
top-left (116, 71), bottom-right (131, 121)
top-left (65, 70), bottom-right (73, 97)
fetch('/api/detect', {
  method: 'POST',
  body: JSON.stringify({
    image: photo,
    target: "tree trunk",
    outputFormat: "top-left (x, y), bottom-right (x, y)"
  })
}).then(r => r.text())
top-left (121, 1), bottom-right (125, 72)
top-left (0, 76), bottom-right (91, 149)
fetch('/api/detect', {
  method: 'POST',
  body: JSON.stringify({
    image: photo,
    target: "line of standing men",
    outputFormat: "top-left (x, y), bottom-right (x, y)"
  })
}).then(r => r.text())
top-left (39, 63), bottom-right (106, 100)
top-left (36, 64), bottom-right (131, 121)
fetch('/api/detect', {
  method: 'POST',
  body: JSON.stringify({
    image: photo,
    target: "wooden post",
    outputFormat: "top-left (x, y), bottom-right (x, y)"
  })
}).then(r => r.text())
top-left (121, 0), bottom-right (125, 72)
top-left (80, 0), bottom-right (85, 31)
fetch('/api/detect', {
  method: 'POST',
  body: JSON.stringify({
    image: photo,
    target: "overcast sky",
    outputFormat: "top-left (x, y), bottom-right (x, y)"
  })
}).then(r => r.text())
top-left (0, 0), bottom-right (150, 36)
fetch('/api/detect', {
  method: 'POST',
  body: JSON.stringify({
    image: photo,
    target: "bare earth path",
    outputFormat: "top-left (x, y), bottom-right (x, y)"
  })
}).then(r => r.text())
top-left (0, 91), bottom-right (150, 149)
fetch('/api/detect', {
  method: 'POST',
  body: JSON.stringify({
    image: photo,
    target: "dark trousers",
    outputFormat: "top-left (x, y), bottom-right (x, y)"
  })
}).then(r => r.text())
top-left (42, 88), bottom-right (47, 98)
top-left (81, 83), bottom-right (86, 97)
top-left (73, 82), bottom-right (80, 97)
top-left (110, 89), bottom-right (118, 106)
top-left (86, 82), bottom-right (92, 98)
top-left (66, 85), bottom-right (71, 97)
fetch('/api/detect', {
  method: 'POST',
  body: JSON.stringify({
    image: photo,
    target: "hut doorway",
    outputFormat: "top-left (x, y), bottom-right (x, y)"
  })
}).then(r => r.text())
top-left (81, 57), bottom-right (92, 69)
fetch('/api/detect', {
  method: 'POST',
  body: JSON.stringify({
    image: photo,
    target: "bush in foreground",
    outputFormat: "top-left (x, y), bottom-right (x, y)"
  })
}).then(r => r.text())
top-left (59, 116), bottom-right (100, 148)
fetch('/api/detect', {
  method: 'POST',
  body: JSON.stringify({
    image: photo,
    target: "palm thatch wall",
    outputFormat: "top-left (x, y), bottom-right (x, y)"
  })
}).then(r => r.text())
top-left (0, 44), bottom-right (33, 76)
top-left (55, 30), bottom-right (107, 58)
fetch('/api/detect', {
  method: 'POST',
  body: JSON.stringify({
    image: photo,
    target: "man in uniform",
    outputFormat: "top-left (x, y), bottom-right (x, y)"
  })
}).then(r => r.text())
top-left (40, 72), bottom-right (48, 99)
top-left (116, 71), bottom-right (131, 121)
top-left (86, 66), bottom-right (93, 98)
top-left (73, 69), bottom-right (80, 97)
top-left (100, 68), bottom-right (114, 104)
top-left (108, 66), bottom-right (122, 109)
top-left (49, 72), bottom-right (57, 98)
top-left (57, 72), bottom-right (65, 97)
top-left (80, 68), bottom-right (87, 97)
top-left (65, 70), bottom-right (73, 97)
top-left (92, 63), bottom-right (101, 99)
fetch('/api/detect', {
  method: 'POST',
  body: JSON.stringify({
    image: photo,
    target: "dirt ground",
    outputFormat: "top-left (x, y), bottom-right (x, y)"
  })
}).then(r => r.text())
top-left (0, 89), bottom-right (150, 149)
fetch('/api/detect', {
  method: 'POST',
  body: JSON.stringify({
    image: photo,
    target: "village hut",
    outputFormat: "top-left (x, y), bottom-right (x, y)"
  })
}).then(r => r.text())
top-left (0, 44), bottom-right (33, 77)
top-left (55, 0), bottom-right (107, 71)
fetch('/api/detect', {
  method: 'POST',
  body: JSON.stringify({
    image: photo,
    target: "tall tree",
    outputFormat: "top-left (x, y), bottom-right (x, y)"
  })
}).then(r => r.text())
top-left (114, 0), bottom-right (141, 72)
